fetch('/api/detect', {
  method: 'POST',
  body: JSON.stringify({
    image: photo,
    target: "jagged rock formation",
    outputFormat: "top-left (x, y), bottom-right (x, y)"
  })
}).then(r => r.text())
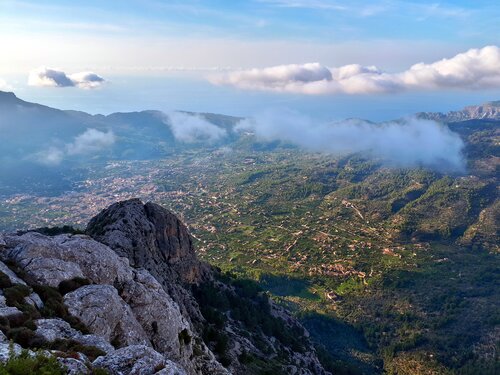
top-left (0, 199), bottom-right (328, 374)
top-left (417, 100), bottom-right (500, 122)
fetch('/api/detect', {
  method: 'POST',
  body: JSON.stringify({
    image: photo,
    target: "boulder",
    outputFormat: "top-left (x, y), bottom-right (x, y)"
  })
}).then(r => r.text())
top-left (52, 234), bottom-right (133, 284)
top-left (35, 318), bottom-right (115, 354)
top-left (64, 285), bottom-right (150, 348)
top-left (57, 357), bottom-right (91, 375)
top-left (0, 306), bottom-right (23, 319)
top-left (0, 260), bottom-right (27, 286)
top-left (0, 342), bottom-right (23, 362)
top-left (1, 232), bottom-right (132, 287)
top-left (24, 292), bottom-right (44, 309)
top-left (92, 345), bottom-right (187, 375)
top-left (1, 233), bottom-right (84, 286)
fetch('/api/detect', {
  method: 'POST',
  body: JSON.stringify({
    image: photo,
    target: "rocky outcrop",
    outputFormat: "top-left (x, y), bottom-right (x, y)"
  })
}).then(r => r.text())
top-left (119, 268), bottom-right (192, 359)
top-left (64, 285), bottom-right (150, 347)
top-left (34, 318), bottom-right (115, 354)
top-left (86, 199), bottom-right (210, 331)
top-left (86, 199), bottom-right (206, 284)
top-left (0, 199), bottom-right (328, 375)
top-left (1, 232), bottom-right (132, 286)
top-left (0, 260), bottom-right (26, 285)
top-left (93, 345), bottom-right (187, 375)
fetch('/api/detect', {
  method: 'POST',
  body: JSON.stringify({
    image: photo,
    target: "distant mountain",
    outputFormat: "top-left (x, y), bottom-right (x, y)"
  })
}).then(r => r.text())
top-left (0, 91), bottom-right (242, 194)
top-left (417, 100), bottom-right (500, 122)
top-left (0, 91), bottom-right (241, 161)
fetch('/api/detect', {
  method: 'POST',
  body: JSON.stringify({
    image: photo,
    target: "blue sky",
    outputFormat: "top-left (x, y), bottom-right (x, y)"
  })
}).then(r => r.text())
top-left (0, 0), bottom-right (499, 119)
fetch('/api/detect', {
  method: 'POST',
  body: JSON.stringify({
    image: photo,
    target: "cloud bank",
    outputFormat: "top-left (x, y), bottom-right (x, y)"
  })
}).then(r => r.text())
top-left (237, 110), bottom-right (464, 170)
top-left (28, 67), bottom-right (106, 89)
top-left (165, 112), bottom-right (227, 143)
top-left (36, 128), bottom-right (115, 165)
top-left (0, 78), bottom-right (12, 91)
top-left (210, 46), bottom-right (500, 94)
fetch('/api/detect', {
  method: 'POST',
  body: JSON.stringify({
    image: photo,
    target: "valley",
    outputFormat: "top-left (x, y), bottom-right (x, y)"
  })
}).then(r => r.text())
top-left (0, 93), bottom-right (498, 373)
top-left (1, 139), bottom-right (498, 373)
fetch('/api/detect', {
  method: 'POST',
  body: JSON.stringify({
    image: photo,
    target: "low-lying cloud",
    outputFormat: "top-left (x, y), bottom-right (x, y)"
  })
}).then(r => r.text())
top-left (211, 46), bottom-right (500, 94)
top-left (165, 112), bottom-right (227, 143)
top-left (36, 128), bottom-right (115, 165)
top-left (237, 110), bottom-right (464, 170)
top-left (66, 129), bottom-right (115, 155)
top-left (28, 67), bottom-right (106, 89)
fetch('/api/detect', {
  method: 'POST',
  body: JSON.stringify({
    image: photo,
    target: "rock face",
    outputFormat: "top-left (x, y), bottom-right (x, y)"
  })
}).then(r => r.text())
top-left (34, 318), bottom-right (115, 354)
top-left (0, 199), bottom-right (328, 375)
top-left (64, 285), bottom-right (150, 348)
top-left (93, 345), bottom-right (187, 375)
top-left (87, 199), bottom-right (205, 284)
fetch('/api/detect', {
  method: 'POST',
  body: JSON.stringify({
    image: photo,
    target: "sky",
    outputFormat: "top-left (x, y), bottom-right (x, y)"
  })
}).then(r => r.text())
top-left (0, 0), bottom-right (499, 120)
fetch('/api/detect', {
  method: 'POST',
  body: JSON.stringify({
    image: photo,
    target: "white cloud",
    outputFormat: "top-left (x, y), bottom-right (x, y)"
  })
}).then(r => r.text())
top-left (28, 67), bottom-right (105, 89)
top-left (36, 147), bottom-right (65, 166)
top-left (164, 112), bottom-right (227, 143)
top-left (237, 110), bottom-right (464, 170)
top-left (66, 128), bottom-right (115, 155)
top-left (210, 46), bottom-right (500, 95)
top-left (35, 128), bottom-right (115, 165)
top-left (0, 78), bottom-right (13, 91)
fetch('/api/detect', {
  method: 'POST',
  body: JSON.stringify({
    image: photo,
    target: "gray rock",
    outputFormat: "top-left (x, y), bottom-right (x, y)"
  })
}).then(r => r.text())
top-left (2, 233), bottom-right (85, 287)
top-left (64, 285), bottom-right (150, 348)
top-left (120, 269), bottom-right (192, 362)
top-left (25, 292), bottom-right (44, 309)
top-left (86, 199), bottom-right (209, 342)
top-left (92, 345), bottom-right (187, 375)
top-left (78, 335), bottom-right (115, 354)
top-left (0, 234), bottom-right (5, 249)
top-left (35, 318), bottom-right (78, 342)
top-left (0, 342), bottom-right (23, 362)
top-left (0, 330), bottom-right (7, 343)
top-left (2, 232), bottom-right (132, 287)
top-left (35, 318), bottom-right (115, 354)
top-left (0, 260), bottom-right (27, 286)
top-left (57, 357), bottom-right (91, 375)
top-left (0, 306), bottom-right (23, 319)
top-left (53, 234), bottom-right (133, 284)
top-left (86, 199), bottom-right (205, 285)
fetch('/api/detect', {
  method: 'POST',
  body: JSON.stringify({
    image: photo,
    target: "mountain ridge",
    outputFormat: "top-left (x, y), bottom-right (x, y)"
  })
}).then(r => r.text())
top-left (417, 100), bottom-right (500, 122)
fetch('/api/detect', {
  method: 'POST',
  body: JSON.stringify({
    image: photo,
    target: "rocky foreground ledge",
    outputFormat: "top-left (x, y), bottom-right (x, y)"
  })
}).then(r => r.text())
top-left (0, 199), bottom-right (328, 375)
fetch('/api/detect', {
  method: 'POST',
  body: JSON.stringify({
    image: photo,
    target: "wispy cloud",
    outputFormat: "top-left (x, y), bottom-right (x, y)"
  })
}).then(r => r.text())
top-left (238, 109), bottom-right (465, 170)
top-left (28, 67), bottom-right (106, 89)
top-left (35, 129), bottom-right (115, 166)
top-left (210, 46), bottom-right (500, 95)
top-left (66, 129), bottom-right (115, 155)
top-left (164, 112), bottom-right (227, 143)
